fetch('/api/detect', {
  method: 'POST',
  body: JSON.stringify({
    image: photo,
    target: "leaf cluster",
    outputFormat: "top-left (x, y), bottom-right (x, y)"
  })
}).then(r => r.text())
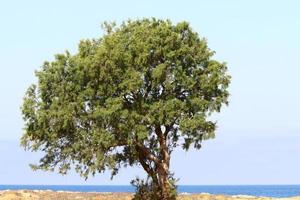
top-left (21, 18), bottom-right (230, 178)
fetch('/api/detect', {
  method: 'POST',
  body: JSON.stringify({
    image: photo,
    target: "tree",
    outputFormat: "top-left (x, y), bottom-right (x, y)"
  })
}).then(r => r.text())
top-left (21, 18), bottom-right (230, 200)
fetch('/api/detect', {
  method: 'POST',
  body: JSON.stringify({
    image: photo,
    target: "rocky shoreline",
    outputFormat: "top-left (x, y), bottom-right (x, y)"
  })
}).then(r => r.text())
top-left (0, 190), bottom-right (300, 200)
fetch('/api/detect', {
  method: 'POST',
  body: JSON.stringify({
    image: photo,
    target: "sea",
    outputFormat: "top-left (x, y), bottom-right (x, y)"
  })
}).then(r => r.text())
top-left (0, 185), bottom-right (300, 197)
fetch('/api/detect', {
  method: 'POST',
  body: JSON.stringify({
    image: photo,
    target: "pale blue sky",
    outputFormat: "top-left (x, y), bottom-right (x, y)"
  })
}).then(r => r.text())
top-left (0, 0), bottom-right (300, 185)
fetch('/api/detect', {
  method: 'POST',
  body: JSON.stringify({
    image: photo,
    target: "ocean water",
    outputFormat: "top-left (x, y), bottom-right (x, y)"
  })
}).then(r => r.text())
top-left (0, 185), bottom-right (300, 197)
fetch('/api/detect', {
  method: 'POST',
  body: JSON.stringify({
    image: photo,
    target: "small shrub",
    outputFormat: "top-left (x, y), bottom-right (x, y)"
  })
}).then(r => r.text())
top-left (131, 176), bottom-right (177, 200)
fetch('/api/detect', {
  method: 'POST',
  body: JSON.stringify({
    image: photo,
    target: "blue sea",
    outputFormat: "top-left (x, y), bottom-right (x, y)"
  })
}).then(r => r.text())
top-left (0, 185), bottom-right (300, 197)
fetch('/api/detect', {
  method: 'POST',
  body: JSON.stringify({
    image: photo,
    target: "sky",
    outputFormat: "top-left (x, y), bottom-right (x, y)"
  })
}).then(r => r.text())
top-left (0, 0), bottom-right (300, 185)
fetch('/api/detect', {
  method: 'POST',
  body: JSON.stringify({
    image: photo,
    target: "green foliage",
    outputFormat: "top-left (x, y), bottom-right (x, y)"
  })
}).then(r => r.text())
top-left (131, 176), bottom-right (177, 200)
top-left (21, 18), bottom-right (230, 181)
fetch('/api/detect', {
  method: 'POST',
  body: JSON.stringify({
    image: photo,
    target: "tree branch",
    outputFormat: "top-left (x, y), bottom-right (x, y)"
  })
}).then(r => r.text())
top-left (155, 126), bottom-right (170, 167)
top-left (138, 156), bottom-right (155, 178)
top-left (136, 143), bottom-right (160, 165)
top-left (164, 116), bottom-right (180, 137)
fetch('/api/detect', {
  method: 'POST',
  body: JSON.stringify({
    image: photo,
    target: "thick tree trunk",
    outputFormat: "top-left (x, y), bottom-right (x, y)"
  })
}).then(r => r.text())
top-left (138, 158), bottom-right (172, 199)
top-left (156, 126), bottom-right (172, 200)
top-left (158, 163), bottom-right (171, 200)
top-left (135, 126), bottom-right (174, 199)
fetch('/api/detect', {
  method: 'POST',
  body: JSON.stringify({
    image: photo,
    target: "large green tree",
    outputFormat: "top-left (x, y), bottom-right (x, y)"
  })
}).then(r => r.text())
top-left (22, 18), bottom-right (230, 200)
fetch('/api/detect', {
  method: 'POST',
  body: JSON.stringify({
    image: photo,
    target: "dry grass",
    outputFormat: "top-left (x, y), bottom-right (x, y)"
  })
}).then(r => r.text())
top-left (0, 190), bottom-right (299, 200)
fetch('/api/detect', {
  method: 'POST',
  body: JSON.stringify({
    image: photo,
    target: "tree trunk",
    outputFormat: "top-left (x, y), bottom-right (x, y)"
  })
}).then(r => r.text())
top-left (158, 163), bottom-right (171, 200)
top-left (135, 126), bottom-right (174, 199)
top-left (156, 125), bottom-right (172, 200)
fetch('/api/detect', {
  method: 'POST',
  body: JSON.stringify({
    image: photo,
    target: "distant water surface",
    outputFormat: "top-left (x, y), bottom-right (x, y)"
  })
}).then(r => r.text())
top-left (0, 185), bottom-right (300, 197)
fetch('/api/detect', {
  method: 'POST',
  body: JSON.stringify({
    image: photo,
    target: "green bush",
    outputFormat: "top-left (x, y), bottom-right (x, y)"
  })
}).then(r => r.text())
top-left (131, 176), bottom-right (177, 200)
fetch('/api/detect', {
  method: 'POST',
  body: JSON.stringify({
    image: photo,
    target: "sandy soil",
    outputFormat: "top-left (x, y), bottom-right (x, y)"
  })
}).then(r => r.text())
top-left (0, 190), bottom-right (300, 200)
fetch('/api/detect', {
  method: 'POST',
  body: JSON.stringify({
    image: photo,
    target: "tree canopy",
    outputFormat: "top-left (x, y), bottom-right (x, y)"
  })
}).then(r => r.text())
top-left (22, 18), bottom-right (230, 199)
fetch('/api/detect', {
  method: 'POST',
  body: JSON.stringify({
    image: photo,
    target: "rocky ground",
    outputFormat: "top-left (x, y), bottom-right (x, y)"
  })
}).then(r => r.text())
top-left (0, 190), bottom-right (300, 200)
